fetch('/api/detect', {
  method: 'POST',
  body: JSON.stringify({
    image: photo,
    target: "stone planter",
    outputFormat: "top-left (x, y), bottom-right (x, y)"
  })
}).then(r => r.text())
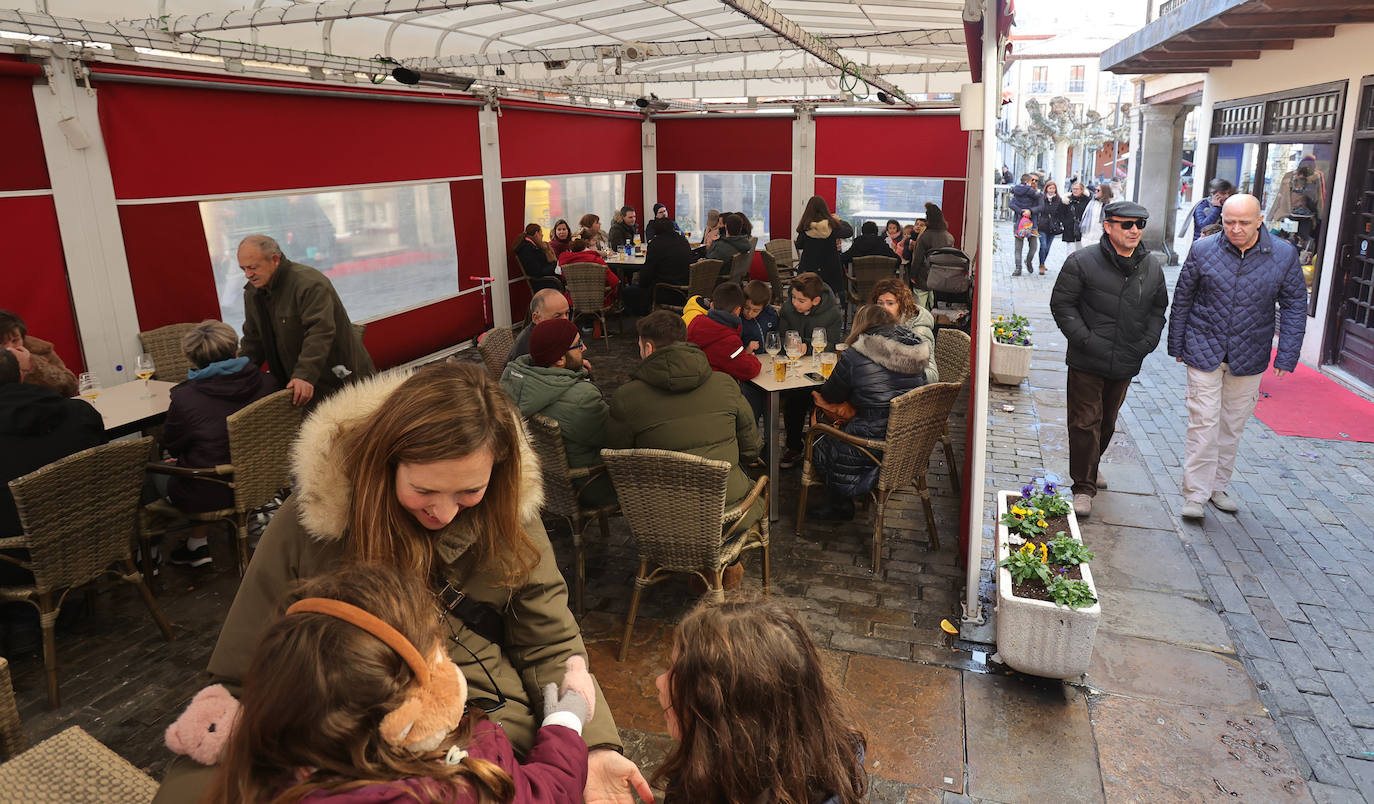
top-left (994, 490), bottom-right (1101, 679)
top-left (989, 340), bottom-right (1032, 385)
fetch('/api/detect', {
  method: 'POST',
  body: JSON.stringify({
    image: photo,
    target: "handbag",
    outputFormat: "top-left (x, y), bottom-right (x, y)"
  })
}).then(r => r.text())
top-left (811, 394), bottom-right (856, 428)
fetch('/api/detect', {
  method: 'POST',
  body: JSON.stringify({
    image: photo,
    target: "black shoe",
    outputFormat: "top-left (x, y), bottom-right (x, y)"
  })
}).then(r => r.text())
top-left (780, 449), bottom-right (801, 469)
top-left (170, 544), bottom-right (213, 568)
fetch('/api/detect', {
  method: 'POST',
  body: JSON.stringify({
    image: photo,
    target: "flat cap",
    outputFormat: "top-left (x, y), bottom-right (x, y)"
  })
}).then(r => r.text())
top-left (1103, 200), bottom-right (1149, 220)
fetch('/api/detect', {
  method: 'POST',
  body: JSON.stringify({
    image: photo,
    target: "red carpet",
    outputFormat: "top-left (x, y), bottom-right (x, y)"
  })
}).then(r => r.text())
top-left (1254, 353), bottom-right (1374, 442)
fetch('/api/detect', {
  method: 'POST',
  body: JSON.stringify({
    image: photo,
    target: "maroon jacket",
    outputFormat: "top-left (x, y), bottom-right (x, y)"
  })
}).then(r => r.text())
top-left (300, 720), bottom-right (587, 803)
top-left (687, 309), bottom-right (761, 382)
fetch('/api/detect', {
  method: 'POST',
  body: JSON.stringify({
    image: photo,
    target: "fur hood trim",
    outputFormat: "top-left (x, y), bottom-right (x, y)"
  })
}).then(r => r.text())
top-left (851, 328), bottom-right (931, 376)
top-left (291, 369), bottom-right (544, 545)
top-left (805, 219), bottom-right (833, 239)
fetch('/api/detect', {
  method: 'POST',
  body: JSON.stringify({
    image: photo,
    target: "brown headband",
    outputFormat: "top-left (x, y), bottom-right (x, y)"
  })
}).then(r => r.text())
top-left (286, 597), bottom-right (430, 687)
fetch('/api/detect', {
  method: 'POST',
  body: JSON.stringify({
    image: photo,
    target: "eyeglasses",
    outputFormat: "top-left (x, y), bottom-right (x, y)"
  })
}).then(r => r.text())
top-left (571, 341), bottom-right (588, 351)
top-left (1106, 219), bottom-right (1147, 230)
top-left (435, 600), bottom-right (506, 714)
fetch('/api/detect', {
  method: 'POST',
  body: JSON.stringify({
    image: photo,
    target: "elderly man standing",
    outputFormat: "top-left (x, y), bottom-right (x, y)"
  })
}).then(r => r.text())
top-left (1050, 201), bottom-right (1169, 517)
top-left (238, 234), bottom-right (374, 406)
top-left (1168, 194), bottom-right (1305, 520)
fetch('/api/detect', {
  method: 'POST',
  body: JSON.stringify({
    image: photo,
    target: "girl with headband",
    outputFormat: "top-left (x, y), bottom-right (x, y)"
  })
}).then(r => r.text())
top-left (206, 564), bottom-right (592, 802)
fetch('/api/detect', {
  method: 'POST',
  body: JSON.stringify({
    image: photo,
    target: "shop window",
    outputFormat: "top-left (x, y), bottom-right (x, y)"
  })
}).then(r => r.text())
top-left (673, 172), bottom-right (771, 239)
top-left (835, 177), bottom-right (945, 232)
top-left (201, 183), bottom-right (459, 334)
top-left (1262, 143), bottom-right (1334, 268)
top-left (1211, 142), bottom-right (1261, 195)
top-left (1212, 103), bottom-right (1263, 139)
top-left (523, 173), bottom-right (626, 234)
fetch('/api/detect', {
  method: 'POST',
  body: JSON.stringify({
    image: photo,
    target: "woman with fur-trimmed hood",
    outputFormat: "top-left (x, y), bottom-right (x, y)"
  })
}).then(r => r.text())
top-left (154, 361), bottom-right (650, 803)
top-left (809, 306), bottom-right (930, 518)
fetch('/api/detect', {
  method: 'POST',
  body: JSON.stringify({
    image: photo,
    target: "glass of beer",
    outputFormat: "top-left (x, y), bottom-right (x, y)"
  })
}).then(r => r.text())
top-left (78, 372), bottom-right (101, 401)
top-left (820, 351), bottom-right (837, 378)
top-left (773, 356), bottom-right (788, 382)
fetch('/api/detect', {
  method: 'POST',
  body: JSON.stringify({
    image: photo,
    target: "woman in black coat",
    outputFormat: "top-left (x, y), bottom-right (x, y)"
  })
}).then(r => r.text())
top-left (626, 218), bottom-right (695, 314)
top-left (512, 223), bottom-right (562, 292)
top-left (794, 195), bottom-right (854, 299)
top-left (1062, 182), bottom-right (1090, 254)
top-left (808, 305), bottom-right (930, 520)
top-left (1033, 181), bottom-right (1076, 275)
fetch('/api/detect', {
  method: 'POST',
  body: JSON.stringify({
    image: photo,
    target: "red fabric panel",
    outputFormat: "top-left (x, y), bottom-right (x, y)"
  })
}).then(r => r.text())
top-left (502, 181), bottom-right (530, 321)
top-left (815, 115), bottom-right (968, 179)
top-left (769, 173), bottom-right (791, 242)
top-left (941, 180), bottom-right (967, 251)
top-left (0, 76), bottom-right (50, 192)
top-left (450, 180), bottom-right (487, 293)
top-left (656, 172), bottom-right (675, 213)
top-left (118, 202), bottom-right (221, 330)
top-left (0, 196), bottom-right (82, 372)
top-left (814, 178), bottom-right (837, 212)
top-left (363, 293), bottom-right (485, 370)
top-left (96, 81), bottom-right (481, 199)
top-left (625, 173), bottom-right (643, 219)
top-left (498, 109), bottom-right (640, 178)
top-left (655, 117), bottom-right (793, 172)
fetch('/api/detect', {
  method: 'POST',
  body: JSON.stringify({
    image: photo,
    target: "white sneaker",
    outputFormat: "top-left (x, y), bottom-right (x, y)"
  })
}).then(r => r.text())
top-left (1181, 500), bottom-right (1205, 519)
top-left (1210, 490), bottom-right (1239, 513)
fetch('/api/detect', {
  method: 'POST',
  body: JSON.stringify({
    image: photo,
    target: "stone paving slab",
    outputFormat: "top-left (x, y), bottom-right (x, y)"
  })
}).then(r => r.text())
top-left (1082, 524), bottom-right (1209, 600)
top-left (1085, 632), bottom-right (1265, 714)
top-left (1097, 586), bottom-right (1235, 653)
top-left (964, 672), bottom-right (1104, 804)
top-left (843, 654), bottom-right (965, 792)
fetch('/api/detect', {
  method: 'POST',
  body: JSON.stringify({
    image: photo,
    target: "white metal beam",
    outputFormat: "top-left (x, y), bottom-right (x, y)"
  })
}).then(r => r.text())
top-left (134, 0), bottom-right (516, 35)
top-left (555, 60), bottom-right (969, 85)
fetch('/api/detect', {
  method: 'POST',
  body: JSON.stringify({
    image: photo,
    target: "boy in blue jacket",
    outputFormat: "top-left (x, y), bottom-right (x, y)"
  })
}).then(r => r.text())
top-left (739, 280), bottom-right (779, 354)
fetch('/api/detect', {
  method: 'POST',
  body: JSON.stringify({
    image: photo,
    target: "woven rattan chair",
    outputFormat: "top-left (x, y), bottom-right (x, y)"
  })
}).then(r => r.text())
top-left (687, 259), bottom-right (723, 299)
top-left (727, 250), bottom-right (753, 284)
top-left (601, 448), bottom-right (769, 662)
top-left (760, 248), bottom-right (784, 304)
top-left (144, 389), bottom-right (302, 576)
top-left (526, 414), bottom-right (618, 617)
top-left (848, 256), bottom-right (899, 319)
top-left (796, 382), bottom-right (962, 575)
top-left (477, 326), bottom-right (515, 381)
top-left (1, 438), bottom-right (174, 708)
top-left (765, 239), bottom-right (795, 276)
top-left (932, 329), bottom-right (971, 496)
top-left (562, 263), bottom-right (616, 346)
top-left (138, 323), bottom-right (197, 383)
top-left (0, 656), bottom-right (24, 761)
top-left (0, 726), bottom-right (157, 803)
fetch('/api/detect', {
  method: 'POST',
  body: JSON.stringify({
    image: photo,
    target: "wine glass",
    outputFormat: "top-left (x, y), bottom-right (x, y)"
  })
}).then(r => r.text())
top-left (135, 353), bottom-right (156, 398)
top-left (810, 329), bottom-right (828, 367)
top-left (784, 330), bottom-right (805, 364)
top-left (764, 331), bottom-right (781, 361)
top-left (78, 372), bottom-right (102, 402)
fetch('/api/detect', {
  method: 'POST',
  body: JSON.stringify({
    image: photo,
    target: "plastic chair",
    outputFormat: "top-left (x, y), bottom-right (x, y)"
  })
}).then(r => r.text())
top-left (562, 263), bottom-right (616, 346)
top-left (796, 382), bottom-right (962, 575)
top-left (933, 329), bottom-right (971, 496)
top-left (137, 323), bottom-right (197, 383)
top-left (601, 448), bottom-right (769, 662)
top-left (477, 326), bottom-right (515, 381)
top-left (1, 438), bottom-right (174, 707)
top-left (144, 389), bottom-right (302, 576)
top-left (526, 414), bottom-right (618, 617)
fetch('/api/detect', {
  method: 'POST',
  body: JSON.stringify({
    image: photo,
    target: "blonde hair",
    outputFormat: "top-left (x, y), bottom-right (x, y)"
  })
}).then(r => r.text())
top-left (844, 305), bottom-right (896, 346)
top-left (181, 320), bottom-right (240, 369)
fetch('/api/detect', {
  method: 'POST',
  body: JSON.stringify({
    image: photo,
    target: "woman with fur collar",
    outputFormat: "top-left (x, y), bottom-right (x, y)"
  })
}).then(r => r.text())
top-left (155, 362), bottom-right (650, 804)
top-left (808, 306), bottom-right (930, 521)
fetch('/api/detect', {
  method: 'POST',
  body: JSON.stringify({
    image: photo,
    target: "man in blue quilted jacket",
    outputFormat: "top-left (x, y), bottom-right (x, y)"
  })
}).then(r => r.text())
top-left (1168, 194), bottom-right (1306, 520)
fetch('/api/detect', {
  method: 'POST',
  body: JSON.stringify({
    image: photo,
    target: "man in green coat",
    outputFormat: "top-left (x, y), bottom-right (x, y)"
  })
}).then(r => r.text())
top-left (608, 311), bottom-right (763, 528)
top-left (238, 234), bottom-right (375, 406)
top-left (500, 319), bottom-right (615, 506)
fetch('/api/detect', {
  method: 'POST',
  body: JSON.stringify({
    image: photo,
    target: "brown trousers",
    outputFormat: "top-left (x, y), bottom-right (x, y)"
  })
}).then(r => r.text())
top-left (1066, 367), bottom-right (1132, 497)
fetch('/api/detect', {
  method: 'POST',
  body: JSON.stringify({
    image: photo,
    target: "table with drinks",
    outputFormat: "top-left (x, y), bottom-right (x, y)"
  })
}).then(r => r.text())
top-left (750, 329), bottom-right (840, 521)
top-left (75, 355), bottom-right (176, 437)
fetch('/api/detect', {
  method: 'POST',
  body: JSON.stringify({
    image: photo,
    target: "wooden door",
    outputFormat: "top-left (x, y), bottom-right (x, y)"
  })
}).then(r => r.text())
top-left (1332, 81), bottom-right (1374, 385)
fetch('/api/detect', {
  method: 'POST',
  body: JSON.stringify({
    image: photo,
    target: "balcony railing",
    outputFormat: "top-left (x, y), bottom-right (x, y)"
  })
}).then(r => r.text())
top-left (1067, 79), bottom-right (1085, 93)
top-left (1029, 81), bottom-right (1048, 93)
top-left (1161, 0), bottom-right (1186, 14)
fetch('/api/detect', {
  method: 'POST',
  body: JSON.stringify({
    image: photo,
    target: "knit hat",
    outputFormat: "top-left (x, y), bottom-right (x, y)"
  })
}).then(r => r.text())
top-left (653, 202), bottom-right (668, 216)
top-left (529, 318), bottom-right (580, 367)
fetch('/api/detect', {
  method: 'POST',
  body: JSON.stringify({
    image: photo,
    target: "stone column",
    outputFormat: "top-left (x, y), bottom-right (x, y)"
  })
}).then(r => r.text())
top-left (1134, 103), bottom-right (1190, 260)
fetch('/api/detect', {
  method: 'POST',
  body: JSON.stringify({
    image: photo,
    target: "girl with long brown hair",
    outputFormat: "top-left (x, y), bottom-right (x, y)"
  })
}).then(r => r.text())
top-left (208, 564), bottom-right (592, 803)
top-left (159, 362), bottom-right (650, 803)
top-left (652, 598), bottom-right (867, 804)
top-left (793, 195), bottom-right (854, 299)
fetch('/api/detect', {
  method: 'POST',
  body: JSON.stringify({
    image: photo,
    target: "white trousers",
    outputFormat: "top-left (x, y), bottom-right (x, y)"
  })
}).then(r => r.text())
top-left (1182, 362), bottom-right (1264, 503)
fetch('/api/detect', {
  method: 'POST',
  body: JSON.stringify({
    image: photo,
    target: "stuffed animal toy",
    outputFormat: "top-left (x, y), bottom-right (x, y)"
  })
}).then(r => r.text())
top-left (165, 684), bottom-right (242, 765)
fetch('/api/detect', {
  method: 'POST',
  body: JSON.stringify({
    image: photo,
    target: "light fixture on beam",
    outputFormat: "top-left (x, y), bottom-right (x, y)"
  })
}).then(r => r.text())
top-left (875, 91), bottom-right (897, 105)
top-left (391, 66), bottom-right (475, 91)
top-left (635, 93), bottom-right (670, 112)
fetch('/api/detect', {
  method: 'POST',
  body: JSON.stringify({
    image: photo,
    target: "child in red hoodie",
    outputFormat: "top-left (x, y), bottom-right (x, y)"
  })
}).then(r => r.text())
top-left (686, 282), bottom-right (761, 382)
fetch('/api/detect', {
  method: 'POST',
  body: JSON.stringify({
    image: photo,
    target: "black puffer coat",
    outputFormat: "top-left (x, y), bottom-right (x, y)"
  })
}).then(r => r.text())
top-left (1050, 237), bottom-right (1168, 380)
top-left (813, 325), bottom-right (930, 498)
top-left (1033, 195), bottom-right (1075, 237)
top-left (1063, 193), bottom-right (1090, 243)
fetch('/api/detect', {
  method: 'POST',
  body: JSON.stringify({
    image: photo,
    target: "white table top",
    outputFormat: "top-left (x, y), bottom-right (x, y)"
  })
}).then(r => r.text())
top-left (79, 379), bottom-right (174, 433)
top-left (605, 252), bottom-right (647, 266)
top-left (749, 355), bottom-right (827, 392)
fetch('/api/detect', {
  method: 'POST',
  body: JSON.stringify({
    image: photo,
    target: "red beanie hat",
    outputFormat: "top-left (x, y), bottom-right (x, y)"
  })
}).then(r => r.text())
top-left (529, 318), bottom-right (580, 367)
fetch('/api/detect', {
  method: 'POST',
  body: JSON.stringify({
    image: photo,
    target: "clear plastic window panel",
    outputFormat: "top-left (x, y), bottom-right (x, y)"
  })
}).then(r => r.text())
top-left (835, 177), bottom-right (946, 232)
top-left (1260, 143), bottom-right (1334, 299)
top-left (201, 183), bottom-right (460, 334)
top-left (673, 172), bottom-right (772, 240)
top-left (523, 174), bottom-right (626, 234)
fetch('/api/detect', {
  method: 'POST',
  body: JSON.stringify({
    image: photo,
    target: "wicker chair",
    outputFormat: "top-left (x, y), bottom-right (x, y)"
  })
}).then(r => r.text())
top-left (760, 248), bottom-right (784, 304)
top-left (848, 256), bottom-right (900, 317)
top-left (562, 263), bottom-right (616, 346)
top-left (687, 259), bottom-right (723, 298)
top-left (138, 323), bottom-right (197, 383)
top-left (765, 239), bottom-right (795, 276)
top-left (0, 726), bottom-right (158, 803)
top-left (796, 382), bottom-right (963, 575)
top-left (0, 656), bottom-right (24, 761)
top-left (601, 448), bottom-right (769, 662)
top-left (1, 438), bottom-right (174, 708)
top-left (933, 329), bottom-right (971, 496)
top-left (526, 415), bottom-right (618, 617)
top-left (143, 389), bottom-right (302, 576)
top-left (727, 250), bottom-right (753, 285)
top-left (477, 326), bottom-right (515, 382)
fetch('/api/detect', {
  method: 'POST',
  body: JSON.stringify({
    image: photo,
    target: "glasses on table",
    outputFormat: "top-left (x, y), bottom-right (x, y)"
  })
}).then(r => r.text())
top-left (135, 353), bottom-right (156, 399)
top-left (78, 372), bottom-right (101, 401)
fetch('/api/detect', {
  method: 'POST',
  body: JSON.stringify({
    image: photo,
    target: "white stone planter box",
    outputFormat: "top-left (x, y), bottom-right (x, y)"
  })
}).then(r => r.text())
top-left (994, 489), bottom-right (1101, 679)
top-left (989, 341), bottom-right (1032, 385)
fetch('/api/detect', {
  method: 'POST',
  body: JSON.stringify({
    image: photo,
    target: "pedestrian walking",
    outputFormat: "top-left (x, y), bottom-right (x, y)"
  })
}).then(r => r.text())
top-left (1167, 194), bottom-right (1306, 520)
top-left (1009, 174), bottom-right (1040, 276)
top-left (1033, 181), bottom-right (1076, 275)
top-left (1064, 182), bottom-right (1090, 254)
top-left (1178, 178), bottom-right (1235, 242)
top-left (1050, 201), bottom-right (1168, 517)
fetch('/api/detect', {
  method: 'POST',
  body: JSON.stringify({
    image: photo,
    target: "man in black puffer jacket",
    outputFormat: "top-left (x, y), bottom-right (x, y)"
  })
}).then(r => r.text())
top-left (1050, 200), bottom-right (1168, 518)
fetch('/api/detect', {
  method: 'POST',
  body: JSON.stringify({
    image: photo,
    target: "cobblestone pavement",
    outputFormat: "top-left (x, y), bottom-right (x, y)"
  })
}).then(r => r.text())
top-left (995, 227), bottom-right (1374, 803)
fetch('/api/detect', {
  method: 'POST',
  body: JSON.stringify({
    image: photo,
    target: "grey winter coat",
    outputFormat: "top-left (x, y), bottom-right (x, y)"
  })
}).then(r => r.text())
top-left (1050, 237), bottom-right (1168, 380)
top-left (1167, 227), bottom-right (1306, 376)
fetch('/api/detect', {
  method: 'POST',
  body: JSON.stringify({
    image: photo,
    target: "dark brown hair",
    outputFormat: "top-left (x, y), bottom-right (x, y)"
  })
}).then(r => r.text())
top-left (208, 565), bottom-right (514, 804)
top-left (743, 280), bottom-right (771, 306)
top-left (570, 236), bottom-right (589, 253)
top-left (550, 219), bottom-right (572, 242)
top-left (652, 598), bottom-right (867, 804)
top-left (795, 195), bottom-right (839, 235)
top-left (336, 362), bottom-right (539, 586)
top-left (710, 281), bottom-right (745, 312)
top-left (0, 309), bottom-right (25, 340)
top-left (923, 202), bottom-right (947, 232)
top-left (869, 278), bottom-right (916, 321)
top-left (789, 272), bottom-right (825, 302)
top-left (636, 310), bottom-right (686, 349)
top-left (577, 213), bottom-right (600, 230)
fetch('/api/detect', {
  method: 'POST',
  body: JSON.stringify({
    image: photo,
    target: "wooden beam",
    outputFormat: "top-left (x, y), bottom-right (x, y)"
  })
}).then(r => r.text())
top-left (1183, 24), bottom-right (1336, 39)
top-left (1127, 57), bottom-right (1235, 69)
top-left (1144, 49), bottom-right (1260, 60)
top-left (1111, 63), bottom-right (1216, 74)
top-left (1219, 9), bottom-right (1374, 26)
top-left (1158, 38), bottom-right (1294, 52)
